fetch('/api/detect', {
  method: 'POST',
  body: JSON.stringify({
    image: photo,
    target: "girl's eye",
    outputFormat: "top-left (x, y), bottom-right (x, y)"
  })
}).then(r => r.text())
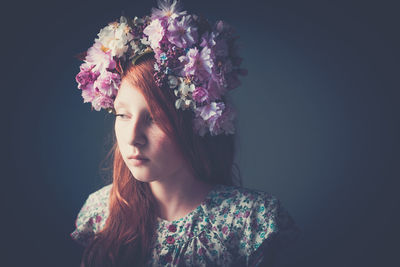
top-left (115, 114), bottom-right (129, 119)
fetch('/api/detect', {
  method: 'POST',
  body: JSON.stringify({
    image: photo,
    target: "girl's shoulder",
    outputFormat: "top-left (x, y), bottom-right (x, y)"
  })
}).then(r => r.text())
top-left (70, 184), bottom-right (112, 246)
top-left (203, 184), bottom-right (301, 265)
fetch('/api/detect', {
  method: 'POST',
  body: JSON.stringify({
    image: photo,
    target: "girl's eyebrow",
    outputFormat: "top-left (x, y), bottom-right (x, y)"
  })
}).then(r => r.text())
top-left (113, 100), bottom-right (127, 108)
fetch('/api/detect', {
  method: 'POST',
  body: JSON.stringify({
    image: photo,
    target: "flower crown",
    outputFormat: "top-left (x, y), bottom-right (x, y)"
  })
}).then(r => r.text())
top-left (75, 0), bottom-right (247, 136)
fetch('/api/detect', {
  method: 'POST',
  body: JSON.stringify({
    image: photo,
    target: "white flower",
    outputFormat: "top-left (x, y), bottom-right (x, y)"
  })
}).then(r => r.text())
top-left (168, 75), bottom-right (179, 88)
top-left (175, 98), bottom-right (184, 109)
top-left (96, 22), bottom-right (133, 57)
top-left (143, 19), bottom-right (165, 50)
top-left (177, 78), bottom-right (195, 96)
top-left (151, 0), bottom-right (187, 20)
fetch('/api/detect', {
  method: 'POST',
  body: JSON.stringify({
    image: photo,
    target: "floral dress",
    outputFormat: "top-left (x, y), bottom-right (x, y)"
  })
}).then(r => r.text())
top-left (71, 184), bottom-right (301, 266)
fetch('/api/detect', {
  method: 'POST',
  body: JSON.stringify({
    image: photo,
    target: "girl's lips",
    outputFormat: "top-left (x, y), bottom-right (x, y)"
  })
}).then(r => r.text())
top-left (127, 158), bottom-right (149, 166)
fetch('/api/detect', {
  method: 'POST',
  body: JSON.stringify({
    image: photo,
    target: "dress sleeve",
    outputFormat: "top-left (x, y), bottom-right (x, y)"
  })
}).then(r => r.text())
top-left (245, 195), bottom-right (301, 266)
top-left (70, 185), bottom-right (111, 247)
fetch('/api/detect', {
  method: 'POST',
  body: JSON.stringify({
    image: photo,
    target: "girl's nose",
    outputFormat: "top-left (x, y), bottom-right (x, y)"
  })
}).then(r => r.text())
top-left (128, 119), bottom-right (147, 148)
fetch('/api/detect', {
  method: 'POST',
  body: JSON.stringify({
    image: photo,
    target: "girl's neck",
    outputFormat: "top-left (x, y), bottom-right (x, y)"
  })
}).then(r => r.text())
top-left (149, 171), bottom-right (214, 222)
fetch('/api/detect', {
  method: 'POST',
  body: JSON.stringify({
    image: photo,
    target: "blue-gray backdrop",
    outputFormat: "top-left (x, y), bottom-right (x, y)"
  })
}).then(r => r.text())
top-left (3, 0), bottom-right (399, 266)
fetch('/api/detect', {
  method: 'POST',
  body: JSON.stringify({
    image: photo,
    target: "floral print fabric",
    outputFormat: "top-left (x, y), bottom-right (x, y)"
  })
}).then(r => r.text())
top-left (71, 184), bottom-right (300, 266)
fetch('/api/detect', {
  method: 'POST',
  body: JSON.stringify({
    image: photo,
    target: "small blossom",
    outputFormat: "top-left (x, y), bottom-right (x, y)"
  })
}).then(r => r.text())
top-left (168, 224), bottom-right (177, 232)
top-left (179, 47), bottom-right (213, 81)
top-left (143, 19), bottom-right (165, 50)
top-left (166, 235), bottom-right (175, 244)
top-left (177, 78), bottom-right (195, 96)
top-left (197, 102), bottom-right (224, 121)
top-left (85, 42), bottom-right (116, 73)
top-left (94, 70), bottom-right (120, 97)
top-left (76, 64), bottom-right (99, 90)
top-left (151, 0), bottom-right (187, 20)
top-left (92, 93), bottom-right (114, 111)
top-left (81, 86), bottom-right (96, 103)
top-left (167, 15), bottom-right (198, 48)
top-left (96, 21), bottom-right (133, 57)
top-left (192, 86), bottom-right (209, 103)
top-left (168, 75), bottom-right (178, 88)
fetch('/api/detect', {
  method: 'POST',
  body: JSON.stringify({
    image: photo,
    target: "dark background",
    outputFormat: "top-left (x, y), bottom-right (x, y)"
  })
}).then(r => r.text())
top-left (3, 0), bottom-right (399, 266)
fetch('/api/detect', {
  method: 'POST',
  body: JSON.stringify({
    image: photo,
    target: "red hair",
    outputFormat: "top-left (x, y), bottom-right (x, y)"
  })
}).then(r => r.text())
top-left (81, 54), bottom-right (241, 266)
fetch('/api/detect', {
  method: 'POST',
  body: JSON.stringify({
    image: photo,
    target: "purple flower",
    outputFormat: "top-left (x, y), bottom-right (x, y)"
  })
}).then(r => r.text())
top-left (192, 86), bottom-right (209, 103)
top-left (94, 70), bottom-right (120, 97)
top-left (199, 32), bottom-right (216, 48)
top-left (195, 102), bottom-right (236, 135)
top-left (143, 19), bottom-right (165, 50)
top-left (213, 38), bottom-right (229, 57)
top-left (167, 15), bottom-right (198, 48)
top-left (212, 104), bottom-right (236, 135)
top-left (214, 20), bottom-right (232, 35)
top-left (197, 102), bottom-right (224, 121)
top-left (179, 47), bottom-right (213, 81)
top-left (85, 42), bottom-right (116, 72)
top-left (206, 73), bottom-right (226, 101)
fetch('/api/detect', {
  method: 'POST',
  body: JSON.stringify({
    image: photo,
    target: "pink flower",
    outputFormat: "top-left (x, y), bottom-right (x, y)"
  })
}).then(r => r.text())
top-left (192, 86), bottom-right (209, 103)
top-left (94, 70), bottom-right (120, 97)
top-left (222, 226), bottom-right (228, 235)
top-left (143, 19), bottom-right (165, 50)
top-left (166, 235), bottom-right (175, 244)
top-left (76, 64), bottom-right (99, 90)
top-left (92, 93), bottom-right (114, 111)
top-left (95, 215), bottom-right (102, 223)
top-left (85, 42), bottom-right (116, 73)
top-left (81, 86), bottom-right (96, 103)
top-left (168, 224), bottom-right (177, 232)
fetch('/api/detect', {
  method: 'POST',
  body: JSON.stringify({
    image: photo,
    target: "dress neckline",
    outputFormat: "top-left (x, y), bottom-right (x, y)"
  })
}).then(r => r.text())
top-left (156, 184), bottom-right (222, 225)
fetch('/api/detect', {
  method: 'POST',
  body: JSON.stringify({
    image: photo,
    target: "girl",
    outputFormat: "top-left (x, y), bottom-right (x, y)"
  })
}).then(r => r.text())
top-left (72, 1), bottom-right (300, 266)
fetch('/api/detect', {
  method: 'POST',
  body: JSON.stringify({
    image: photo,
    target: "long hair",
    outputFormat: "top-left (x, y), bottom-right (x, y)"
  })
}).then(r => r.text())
top-left (81, 54), bottom-right (241, 266)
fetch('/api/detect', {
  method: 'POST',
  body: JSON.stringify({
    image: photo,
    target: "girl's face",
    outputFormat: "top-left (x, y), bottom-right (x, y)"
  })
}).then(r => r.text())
top-left (114, 80), bottom-right (186, 183)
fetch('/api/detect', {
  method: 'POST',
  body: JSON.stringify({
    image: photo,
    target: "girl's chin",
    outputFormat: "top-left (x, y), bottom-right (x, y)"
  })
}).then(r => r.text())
top-left (128, 169), bottom-right (158, 183)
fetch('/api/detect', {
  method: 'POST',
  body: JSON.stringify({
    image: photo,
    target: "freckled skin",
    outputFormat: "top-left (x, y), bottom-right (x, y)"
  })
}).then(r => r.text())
top-left (114, 80), bottom-right (186, 183)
